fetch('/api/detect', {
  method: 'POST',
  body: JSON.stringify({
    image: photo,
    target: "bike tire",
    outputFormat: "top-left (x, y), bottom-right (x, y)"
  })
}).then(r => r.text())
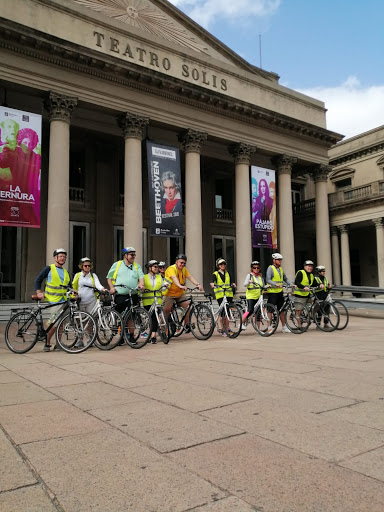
top-left (157, 309), bottom-right (170, 344)
top-left (94, 309), bottom-right (123, 350)
top-left (123, 307), bottom-right (151, 348)
top-left (222, 303), bottom-right (243, 339)
top-left (168, 306), bottom-right (184, 338)
top-left (284, 303), bottom-right (310, 333)
top-left (189, 304), bottom-right (215, 340)
top-left (5, 310), bottom-right (39, 354)
top-left (56, 311), bottom-right (97, 353)
top-left (333, 300), bottom-right (349, 330)
top-left (251, 302), bottom-right (278, 337)
top-left (313, 302), bottom-right (340, 332)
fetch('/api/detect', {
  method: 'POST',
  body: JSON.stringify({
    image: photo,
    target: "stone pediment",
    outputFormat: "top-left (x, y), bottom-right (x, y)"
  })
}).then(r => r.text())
top-left (72, 0), bottom-right (274, 79)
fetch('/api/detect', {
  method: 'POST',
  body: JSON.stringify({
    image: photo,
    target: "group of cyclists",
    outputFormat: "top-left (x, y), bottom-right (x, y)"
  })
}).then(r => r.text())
top-left (33, 245), bottom-right (334, 352)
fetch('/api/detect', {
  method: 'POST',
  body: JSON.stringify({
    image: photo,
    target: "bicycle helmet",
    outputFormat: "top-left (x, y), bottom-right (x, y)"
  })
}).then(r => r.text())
top-left (272, 253), bottom-right (283, 260)
top-left (316, 265), bottom-right (326, 272)
top-left (146, 259), bottom-right (159, 269)
top-left (53, 248), bottom-right (67, 257)
top-left (122, 246), bottom-right (136, 255)
top-left (216, 258), bottom-right (226, 267)
top-left (158, 261), bottom-right (166, 267)
top-left (175, 253), bottom-right (187, 262)
top-left (79, 257), bottom-right (92, 269)
top-left (251, 260), bottom-right (260, 266)
top-left (304, 260), bottom-right (314, 266)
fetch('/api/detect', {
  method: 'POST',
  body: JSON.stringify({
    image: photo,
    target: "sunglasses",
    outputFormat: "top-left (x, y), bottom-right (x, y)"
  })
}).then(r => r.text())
top-left (319, 270), bottom-right (326, 272)
top-left (252, 266), bottom-right (260, 269)
top-left (178, 261), bottom-right (186, 265)
top-left (83, 264), bottom-right (91, 268)
top-left (127, 253), bottom-right (136, 256)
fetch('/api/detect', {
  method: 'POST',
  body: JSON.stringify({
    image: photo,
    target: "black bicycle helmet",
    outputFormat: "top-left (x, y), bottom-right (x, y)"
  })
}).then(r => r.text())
top-left (175, 253), bottom-right (187, 262)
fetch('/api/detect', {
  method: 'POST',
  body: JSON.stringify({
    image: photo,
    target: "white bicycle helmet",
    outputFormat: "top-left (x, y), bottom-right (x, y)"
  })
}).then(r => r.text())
top-left (272, 253), bottom-right (283, 260)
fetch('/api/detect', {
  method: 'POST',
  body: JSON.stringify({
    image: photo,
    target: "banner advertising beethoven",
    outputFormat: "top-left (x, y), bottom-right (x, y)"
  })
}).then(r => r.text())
top-left (0, 107), bottom-right (41, 228)
top-left (251, 166), bottom-right (277, 249)
top-left (147, 141), bottom-right (183, 238)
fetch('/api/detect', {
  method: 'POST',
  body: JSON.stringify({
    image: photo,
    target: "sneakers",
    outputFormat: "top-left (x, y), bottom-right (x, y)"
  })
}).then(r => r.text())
top-left (75, 341), bottom-right (85, 348)
top-left (267, 326), bottom-right (274, 334)
top-left (129, 335), bottom-right (137, 346)
top-left (140, 332), bottom-right (149, 339)
top-left (150, 337), bottom-right (157, 344)
top-left (221, 331), bottom-right (227, 337)
top-left (43, 344), bottom-right (51, 352)
top-left (282, 325), bottom-right (290, 333)
top-left (184, 325), bottom-right (191, 334)
top-left (323, 324), bottom-right (333, 331)
top-left (53, 344), bottom-right (62, 350)
top-left (241, 323), bottom-right (247, 331)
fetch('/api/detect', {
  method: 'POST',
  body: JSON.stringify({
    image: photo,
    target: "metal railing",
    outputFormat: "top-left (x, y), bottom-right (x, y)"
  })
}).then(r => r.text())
top-left (215, 208), bottom-right (233, 222)
top-left (293, 199), bottom-right (315, 215)
top-left (69, 187), bottom-right (85, 203)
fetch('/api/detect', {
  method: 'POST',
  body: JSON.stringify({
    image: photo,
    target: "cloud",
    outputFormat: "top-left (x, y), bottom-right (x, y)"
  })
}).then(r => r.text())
top-left (297, 77), bottom-right (384, 139)
top-left (168, 0), bottom-right (280, 28)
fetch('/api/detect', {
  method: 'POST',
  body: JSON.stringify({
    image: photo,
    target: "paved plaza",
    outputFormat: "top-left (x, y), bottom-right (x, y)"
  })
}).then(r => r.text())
top-left (1, 317), bottom-right (384, 511)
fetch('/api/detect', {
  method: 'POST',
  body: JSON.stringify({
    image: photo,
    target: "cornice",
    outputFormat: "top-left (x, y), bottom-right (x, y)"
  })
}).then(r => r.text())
top-left (330, 142), bottom-right (384, 166)
top-left (0, 24), bottom-right (342, 147)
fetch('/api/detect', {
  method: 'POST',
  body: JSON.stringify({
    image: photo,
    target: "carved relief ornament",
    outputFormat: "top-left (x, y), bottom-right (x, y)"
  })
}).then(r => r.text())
top-left (45, 92), bottom-right (78, 123)
top-left (229, 142), bottom-right (256, 165)
top-left (120, 112), bottom-right (149, 139)
top-left (272, 154), bottom-right (297, 175)
top-left (178, 129), bottom-right (207, 153)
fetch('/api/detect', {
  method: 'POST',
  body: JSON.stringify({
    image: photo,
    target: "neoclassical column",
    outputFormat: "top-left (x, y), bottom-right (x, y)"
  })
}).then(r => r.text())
top-left (120, 112), bottom-right (149, 266)
top-left (45, 92), bottom-right (77, 264)
top-left (331, 227), bottom-right (341, 285)
top-left (178, 129), bottom-right (207, 282)
top-left (230, 142), bottom-right (256, 290)
top-left (273, 154), bottom-right (297, 280)
top-left (339, 225), bottom-right (352, 287)
top-left (312, 164), bottom-right (333, 282)
top-left (373, 218), bottom-right (384, 287)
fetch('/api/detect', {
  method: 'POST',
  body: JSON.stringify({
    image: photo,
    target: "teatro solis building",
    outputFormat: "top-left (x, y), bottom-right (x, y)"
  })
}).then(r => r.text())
top-left (0, 0), bottom-right (342, 302)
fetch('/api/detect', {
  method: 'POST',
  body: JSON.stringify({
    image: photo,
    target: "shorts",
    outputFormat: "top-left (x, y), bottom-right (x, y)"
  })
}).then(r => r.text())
top-left (162, 294), bottom-right (189, 309)
top-left (217, 296), bottom-right (233, 306)
top-left (46, 303), bottom-right (66, 326)
top-left (267, 291), bottom-right (284, 311)
top-left (114, 293), bottom-right (139, 313)
top-left (294, 295), bottom-right (312, 308)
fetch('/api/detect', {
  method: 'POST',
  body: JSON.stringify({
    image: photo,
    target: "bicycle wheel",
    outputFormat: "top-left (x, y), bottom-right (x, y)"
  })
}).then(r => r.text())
top-left (313, 302), bottom-right (340, 331)
top-left (56, 311), bottom-right (97, 353)
top-left (251, 302), bottom-right (278, 337)
top-left (222, 303), bottom-right (243, 339)
top-left (168, 306), bottom-right (184, 338)
top-left (189, 304), bottom-right (215, 340)
top-left (94, 309), bottom-right (123, 350)
top-left (5, 310), bottom-right (39, 354)
top-left (157, 308), bottom-right (170, 344)
top-left (123, 307), bottom-right (151, 348)
top-left (284, 303), bottom-right (310, 333)
top-left (333, 300), bottom-right (349, 330)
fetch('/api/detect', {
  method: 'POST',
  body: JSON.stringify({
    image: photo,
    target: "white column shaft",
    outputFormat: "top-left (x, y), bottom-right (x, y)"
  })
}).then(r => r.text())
top-left (331, 230), bottom-right (341, 285)
top-left (236, 162), bottom-right (252, 291)
top-left (185, 151), bottom-right (202, 282)
top-left (375, 222), bottom-right (384, 287)
top-left (315, 180), bottom-right (333, 282)
top-left (124, 137), bottom-right (143, 265)
top-left (340, 228), bottom-right (352, 286)
top-left (278, 172), bottom-right (295, 279)
top-left (46, 120), bottom-right (70, 264)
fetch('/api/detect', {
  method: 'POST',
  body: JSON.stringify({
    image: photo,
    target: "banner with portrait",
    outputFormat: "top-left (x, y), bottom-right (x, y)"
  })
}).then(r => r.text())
top-left (0, 107), bottom-right (41, 228)
top-left (251, 166), bottom-right (277, 249)
top-left (146, 141), bottom-right (184, 238)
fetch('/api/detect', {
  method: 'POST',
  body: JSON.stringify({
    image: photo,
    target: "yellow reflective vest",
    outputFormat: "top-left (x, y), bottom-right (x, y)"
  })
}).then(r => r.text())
top-left (212, 271), bottom-right (233, 300)
top-left (72, 272), bottom-right (97, 299)
top-left (142, 274), bottom-right (163, 306)
top-left (294, 270), bottom-right (314, 297)
top-left (246, 274), bottom-right (264, 300)
top-left (267, 265), bottom-right (284, 293)
top-left (44, 264), bottom-right (70, 303)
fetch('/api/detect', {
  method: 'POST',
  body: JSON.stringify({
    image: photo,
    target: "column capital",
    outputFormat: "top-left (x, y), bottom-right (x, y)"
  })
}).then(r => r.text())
top-left (229, 142), bottom-right (256, 165)
top-left (373, 217), bottom-right (384, 228)
top-left (311, 164), bottom-right (333, 183)
top-left (178, 129), bottom-right (207, 153)
top-left (331, 226), bottom-right (339, 236)
top-left (45, 91), bottom-right (77, 123)
top-left (338, 224), bottom-right (349, 234)
top-left (120, 112), bottom-right (149, 140)
top-left (272, 154), bottom-right (297, 174)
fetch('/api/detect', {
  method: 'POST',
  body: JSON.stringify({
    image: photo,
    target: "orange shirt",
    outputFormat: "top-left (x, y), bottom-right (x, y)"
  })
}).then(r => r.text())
top-left (165, 264), bottom-right (190, 297)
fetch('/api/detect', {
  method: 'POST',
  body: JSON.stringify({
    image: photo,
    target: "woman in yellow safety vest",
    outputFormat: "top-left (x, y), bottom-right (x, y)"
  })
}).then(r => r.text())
top-left (242, 261), bottom-right (265, 328)
top-left (210, 258), bottom-right (237, 336)
top-left (142, 260), bottom-right (163, 344)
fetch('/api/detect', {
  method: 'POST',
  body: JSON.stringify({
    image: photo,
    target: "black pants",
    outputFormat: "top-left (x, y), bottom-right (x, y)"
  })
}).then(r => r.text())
top-left (144, 304), bottom-right (158, 332)
top-left (114, 294), bottom-right (139, 314)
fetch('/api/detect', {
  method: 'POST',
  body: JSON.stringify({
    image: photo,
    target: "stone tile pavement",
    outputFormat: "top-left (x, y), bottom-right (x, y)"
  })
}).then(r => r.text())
top-left (1, 317), bottom-right (384, 511)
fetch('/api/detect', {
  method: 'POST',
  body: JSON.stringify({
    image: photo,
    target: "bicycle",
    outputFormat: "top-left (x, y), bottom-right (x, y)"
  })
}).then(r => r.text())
top-left (246, 285), bottom-right (279, 337)
top-left (277, 286), bottom-right (310, 333)
top-left (82, 285), bottom-right (124, 350)
top-left (304, 288), bottom-right (341, 332)
top-left (114, 285), bottom-right (152, 349)
top-left (5, 286), bottom-right (97, 354)
top-left (142, 286), bottom-right (170, 344)
top-left (168, 287), bottom-right (215, 340)
top-left (325, 293), bottom-right (349, 330)
top-left (204, 285), bottom-right (243, 338)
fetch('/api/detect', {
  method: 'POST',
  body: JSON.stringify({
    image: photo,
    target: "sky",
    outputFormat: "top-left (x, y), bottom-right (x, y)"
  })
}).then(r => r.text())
top-left (168, 0), bottom-right (384, 140)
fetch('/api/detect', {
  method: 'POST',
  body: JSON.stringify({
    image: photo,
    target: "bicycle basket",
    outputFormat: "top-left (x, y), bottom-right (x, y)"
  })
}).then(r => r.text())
top-left (100, 293), bottom-right (112, 306)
